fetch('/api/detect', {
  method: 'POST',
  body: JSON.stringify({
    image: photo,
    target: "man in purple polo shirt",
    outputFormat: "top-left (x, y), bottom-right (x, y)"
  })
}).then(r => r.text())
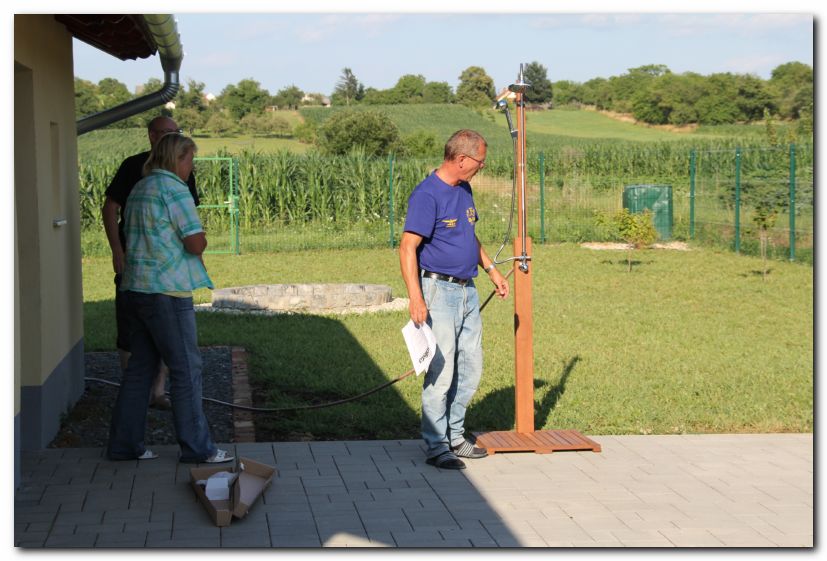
top-left (400, 129), bottom-right (509, 470)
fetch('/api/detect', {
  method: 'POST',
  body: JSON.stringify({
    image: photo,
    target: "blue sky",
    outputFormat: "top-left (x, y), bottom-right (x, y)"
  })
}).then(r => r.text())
top-left (70, 11), bottom-right (814, 97)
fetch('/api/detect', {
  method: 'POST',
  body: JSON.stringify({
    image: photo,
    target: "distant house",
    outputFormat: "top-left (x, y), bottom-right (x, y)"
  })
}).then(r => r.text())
top-left (496, 88), bottom-right (517, 104)
top-left (302, 93), bottom-right (331, 107)
top-left (496, 86), bottom-right (549, 110)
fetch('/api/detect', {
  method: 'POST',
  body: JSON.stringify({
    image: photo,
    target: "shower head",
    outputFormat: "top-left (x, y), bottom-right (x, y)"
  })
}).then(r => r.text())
top-left (508, 62), bottom-right (530, 93)
top-left (496, 99), bottom-right (518, 138)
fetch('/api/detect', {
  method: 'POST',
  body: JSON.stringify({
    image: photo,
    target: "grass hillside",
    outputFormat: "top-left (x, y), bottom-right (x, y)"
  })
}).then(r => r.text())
top-left (79, 105), bottom-right (789, 158)
top-left (300, 104), bottom-right (787, 148)
top-left (301, 103), bottom-right (511, 150)
top-left (194, 135), bottom-right (310, 155)
top-left (528, 109), bottom-right (694, 141)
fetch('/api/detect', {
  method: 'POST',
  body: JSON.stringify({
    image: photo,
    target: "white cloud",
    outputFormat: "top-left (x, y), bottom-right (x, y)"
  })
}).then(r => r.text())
top-left (296, 14), bottom-right (402, 43)
top-left (233, 20), bottom-right (291, 41)
top-left (529, 12), bottom-right (811, 35)
top-left (193, 52), bottom-right (239, 68)
top-left (655, 13), bottom-right (813, 37)
top-left (723, 54), bottom-right (789, 74)
top-left (531, 13), bottom-right (644, 29)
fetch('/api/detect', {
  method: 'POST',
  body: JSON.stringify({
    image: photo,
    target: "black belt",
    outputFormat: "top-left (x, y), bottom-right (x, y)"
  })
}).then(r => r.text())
top-left (420, 269), bottom-right (469, 286)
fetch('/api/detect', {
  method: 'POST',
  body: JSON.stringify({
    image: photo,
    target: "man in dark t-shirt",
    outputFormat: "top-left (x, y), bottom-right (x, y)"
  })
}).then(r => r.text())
top-left (102, 116), bottom-right (199, 409)
top-left (400, 129), bottom-right (509, 470)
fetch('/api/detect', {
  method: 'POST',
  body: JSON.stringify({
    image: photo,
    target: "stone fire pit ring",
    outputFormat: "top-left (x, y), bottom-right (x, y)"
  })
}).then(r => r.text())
top-left (210, 283), bottom-right (396, 314)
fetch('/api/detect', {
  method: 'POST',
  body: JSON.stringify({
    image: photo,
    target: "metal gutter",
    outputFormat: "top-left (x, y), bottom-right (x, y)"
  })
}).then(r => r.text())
top-left (76, 14), bottom-right (183, 135)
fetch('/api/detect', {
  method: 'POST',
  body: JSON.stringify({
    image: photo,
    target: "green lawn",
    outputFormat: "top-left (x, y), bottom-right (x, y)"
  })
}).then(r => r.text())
top-left (194, 135), bottom-right (310, 155)
top-left (527, 109), bottom-right (690, 142)
top-left (82, 243), bottom-right (812, 440)
top-left (195, 108), bottom-right (310, 155)
top-left (526, 109), bottom-right (795, 143)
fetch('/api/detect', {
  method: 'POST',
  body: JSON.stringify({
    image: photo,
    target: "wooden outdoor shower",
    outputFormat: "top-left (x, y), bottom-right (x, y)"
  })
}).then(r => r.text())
top-left (474, 65), bottom-right (601, 455)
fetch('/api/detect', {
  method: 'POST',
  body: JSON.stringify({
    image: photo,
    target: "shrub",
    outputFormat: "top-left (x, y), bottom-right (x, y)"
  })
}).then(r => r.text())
top-left (293, 121), bottom-right (317, 144)
top-left (398, 130), bottom-right (441, 159)
top-left (316, 109), bottom-right (400, 156)
top-left (596, 208), bottom-right (658, 272)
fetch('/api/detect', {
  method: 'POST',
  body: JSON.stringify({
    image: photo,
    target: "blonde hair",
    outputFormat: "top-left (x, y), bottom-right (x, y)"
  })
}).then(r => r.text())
top-left (444, 129), bottom-right (487, 161)
top-left (143, 133), bottom-right (197, 176)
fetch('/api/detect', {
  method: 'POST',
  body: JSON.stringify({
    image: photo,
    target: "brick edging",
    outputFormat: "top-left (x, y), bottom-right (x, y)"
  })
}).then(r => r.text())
top-left (231, 347), bottom-right (256, 443)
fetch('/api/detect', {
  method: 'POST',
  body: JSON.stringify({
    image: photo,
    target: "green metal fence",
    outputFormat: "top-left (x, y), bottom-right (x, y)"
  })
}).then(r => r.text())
top-left (194, 157), bottom-right (239, 255)
top-left (79, 144), bottom-right (812, 264)
top-left (205, 149), bottom-right (680, 254)
top-left (689, 144), bottom-right (813, 263)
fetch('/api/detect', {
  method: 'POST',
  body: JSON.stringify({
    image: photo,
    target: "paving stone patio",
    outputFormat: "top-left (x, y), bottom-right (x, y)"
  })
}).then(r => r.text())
top-left (15, 433), bottom-right (813, 548)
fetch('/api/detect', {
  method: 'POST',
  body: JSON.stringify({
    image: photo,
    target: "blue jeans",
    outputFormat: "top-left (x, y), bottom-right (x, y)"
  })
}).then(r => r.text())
top-left (420, 276), bottom-right (483, 458)
top-left (107, 291), bottom-right (217, 462)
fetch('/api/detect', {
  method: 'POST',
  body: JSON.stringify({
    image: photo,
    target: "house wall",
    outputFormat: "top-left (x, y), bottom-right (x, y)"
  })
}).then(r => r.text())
top-left (14, 15), bottom-right (85, 467)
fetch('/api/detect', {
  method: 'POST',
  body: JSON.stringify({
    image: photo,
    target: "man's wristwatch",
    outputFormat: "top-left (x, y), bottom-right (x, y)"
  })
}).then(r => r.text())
top-left (484, 263), bottom-right (496, 273)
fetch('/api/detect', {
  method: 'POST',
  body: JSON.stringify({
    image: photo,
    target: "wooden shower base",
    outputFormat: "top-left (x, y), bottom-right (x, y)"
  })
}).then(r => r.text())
top-left (473, 429), bottom-right (601, 455)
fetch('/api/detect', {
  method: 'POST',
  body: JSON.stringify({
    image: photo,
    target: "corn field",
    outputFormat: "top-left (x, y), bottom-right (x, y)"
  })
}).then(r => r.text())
top-left (77, 141), bottom-right (813, 262)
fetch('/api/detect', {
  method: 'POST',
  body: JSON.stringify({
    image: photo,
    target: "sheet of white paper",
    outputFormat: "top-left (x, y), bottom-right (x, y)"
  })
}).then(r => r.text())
top-left (402, 320), bottom-right (437, 376)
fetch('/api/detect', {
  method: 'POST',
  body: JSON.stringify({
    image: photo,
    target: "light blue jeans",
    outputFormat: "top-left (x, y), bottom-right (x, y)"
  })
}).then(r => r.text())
top-left (420, 276), bottom-right (483, 459)
top-left (107, 292), bottom-right (217, 462)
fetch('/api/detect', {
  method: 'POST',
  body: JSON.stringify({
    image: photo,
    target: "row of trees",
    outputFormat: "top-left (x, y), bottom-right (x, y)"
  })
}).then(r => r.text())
top-left (74, 63), bottom-right (526, 134)
top-left (330, 64), bottom-right (553, 107)
top-left (553, 62), bottom-right (813, 127)
top-left (74, 76), bottom-right (315, 133)
top-left (75, 60), bottom-right (812, 133)
top-left (329, 61), bottom-right (811, 127)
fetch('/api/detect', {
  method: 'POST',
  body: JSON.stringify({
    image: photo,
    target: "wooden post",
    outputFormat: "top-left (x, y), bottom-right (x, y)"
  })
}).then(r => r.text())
top-left (513, 85), bottom-right (534, 433)
top-left (514, 235), bottom-right (534, 433)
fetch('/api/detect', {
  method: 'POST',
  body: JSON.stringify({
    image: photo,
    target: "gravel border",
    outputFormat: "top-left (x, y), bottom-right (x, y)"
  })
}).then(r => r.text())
top-left (49, 346), bottom-right (235, 448)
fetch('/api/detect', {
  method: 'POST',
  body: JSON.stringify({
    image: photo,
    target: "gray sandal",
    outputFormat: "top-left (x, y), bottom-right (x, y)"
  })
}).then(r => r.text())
top-left (426, 451), bottom-right (466, 470)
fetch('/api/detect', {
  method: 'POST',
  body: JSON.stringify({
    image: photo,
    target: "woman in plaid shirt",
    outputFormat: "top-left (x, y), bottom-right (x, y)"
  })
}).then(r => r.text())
top-left (107, 133), bottom-right (232, 464)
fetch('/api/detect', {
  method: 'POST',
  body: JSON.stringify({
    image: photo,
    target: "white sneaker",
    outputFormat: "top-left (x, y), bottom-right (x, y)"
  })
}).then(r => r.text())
top-left (205, 449), bottom-right (234, 464)
top-left (138, 450), bottom-right (158, 460)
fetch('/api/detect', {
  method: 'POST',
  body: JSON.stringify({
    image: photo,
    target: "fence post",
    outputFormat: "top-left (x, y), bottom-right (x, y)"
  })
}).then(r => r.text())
top-left (539, 152), bottom-right (546, 244)
top-left (789, 143), bottom-right (796, 261)
top-left (734, 147), bottom-right (741, 253)
top-left (388, 153), bottom-right (395, 248)
top-left (233, 157), bottom-right (240, 255)
top-left (689, 149), bottom-right (696, 239)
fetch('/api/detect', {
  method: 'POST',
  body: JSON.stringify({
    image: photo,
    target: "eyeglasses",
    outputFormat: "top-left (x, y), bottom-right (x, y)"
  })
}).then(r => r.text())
top-left (463, 154), bottom-right (486, 167)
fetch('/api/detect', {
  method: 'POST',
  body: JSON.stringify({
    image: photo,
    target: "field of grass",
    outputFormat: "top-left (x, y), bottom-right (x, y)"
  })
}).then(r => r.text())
top-left (302, 103), bottom-right (513, 151)
top-left (77, 124), bottom-right (309, 160)
top-left (80, 105), bottom-right (805, 160)
top-left (193, 135), bottom-right (309, 155)
top-left (81, 244), bottom-right (812, 440)
top-left (526, 109), bottom-right (692, 142)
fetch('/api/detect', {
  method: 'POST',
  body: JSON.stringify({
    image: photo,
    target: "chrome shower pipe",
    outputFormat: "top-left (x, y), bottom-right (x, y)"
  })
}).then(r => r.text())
top-left (510, 64), bottom-right (530, 271)
top-left (495, 99), bottom-right (518, 138)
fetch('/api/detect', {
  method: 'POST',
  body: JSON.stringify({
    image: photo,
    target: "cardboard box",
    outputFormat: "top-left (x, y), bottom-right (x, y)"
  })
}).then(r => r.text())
top-left (232, 458), bottom-right (276, 519)
top-left (190, 457), bottom-right (276, 526)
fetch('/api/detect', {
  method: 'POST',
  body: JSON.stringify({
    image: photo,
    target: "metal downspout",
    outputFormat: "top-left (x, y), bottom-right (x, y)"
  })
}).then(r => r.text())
top-left (76, 14), bottom-right (183, 135)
